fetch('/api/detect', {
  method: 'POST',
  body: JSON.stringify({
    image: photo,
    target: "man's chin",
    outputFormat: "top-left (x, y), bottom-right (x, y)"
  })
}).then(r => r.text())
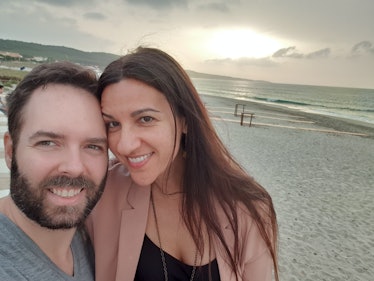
top-left (36, 207), bottom-right (87, 230)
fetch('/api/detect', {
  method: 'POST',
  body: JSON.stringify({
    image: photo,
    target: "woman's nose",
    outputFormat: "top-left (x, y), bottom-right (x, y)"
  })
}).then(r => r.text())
top-left (115, 126), bottom-right (141, 155)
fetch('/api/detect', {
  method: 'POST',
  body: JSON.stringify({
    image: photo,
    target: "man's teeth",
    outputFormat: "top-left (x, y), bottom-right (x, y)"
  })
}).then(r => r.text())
top-left (51, 188), bottom-right (82, 198)
top-left (128, 153), bottom-right (152, 164)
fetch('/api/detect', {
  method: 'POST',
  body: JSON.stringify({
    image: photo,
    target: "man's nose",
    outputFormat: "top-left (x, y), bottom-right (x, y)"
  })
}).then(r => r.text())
top-left (57, 148), bottom-right (85, 177)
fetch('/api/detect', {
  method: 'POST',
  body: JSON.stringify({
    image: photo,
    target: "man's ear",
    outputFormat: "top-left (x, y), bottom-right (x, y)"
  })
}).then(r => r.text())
top-left (4, 132), bottom-right (13, 169)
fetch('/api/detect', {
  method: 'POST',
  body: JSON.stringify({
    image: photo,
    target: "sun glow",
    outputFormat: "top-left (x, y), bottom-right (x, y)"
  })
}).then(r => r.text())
top-left (205, 29), bottom-right (282, 59)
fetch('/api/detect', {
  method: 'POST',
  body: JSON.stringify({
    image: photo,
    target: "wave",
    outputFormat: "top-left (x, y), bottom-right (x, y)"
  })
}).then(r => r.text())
top-left (252, 97), bottom-right (374, 113)
top-left (254, 97), bottom-right (312, 106)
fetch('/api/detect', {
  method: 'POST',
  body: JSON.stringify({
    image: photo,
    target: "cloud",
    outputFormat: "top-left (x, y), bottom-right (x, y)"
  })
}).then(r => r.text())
top-left (272, 47), bottom-right (303, 58)
top-left (35, 0), bottom-right (95, 6)
top-left (351, 41), bottom-right (374, 56)
top-left (84, 12), bottom-right (107, 21)
top-left (273, 46), bottom-right (331, 59)
top-left (125, 0), bottom-right (187, 9)
top-left (305, 48), bottom-right (330, 59)
top-left (204, 46), bottom-right (333, 69)
top-left (197, 2), bottom-right (230, 13)
top-left (205, 57), bottom-right (276, 67)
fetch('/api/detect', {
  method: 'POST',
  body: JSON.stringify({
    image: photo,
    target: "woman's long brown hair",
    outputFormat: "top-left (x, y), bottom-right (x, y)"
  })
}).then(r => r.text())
top-left (98, 47), bottom-right (279, 281)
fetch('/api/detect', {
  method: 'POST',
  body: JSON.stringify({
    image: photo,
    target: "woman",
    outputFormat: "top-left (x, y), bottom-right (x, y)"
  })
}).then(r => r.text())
top-left (87, 47), bottom-right (279, 281)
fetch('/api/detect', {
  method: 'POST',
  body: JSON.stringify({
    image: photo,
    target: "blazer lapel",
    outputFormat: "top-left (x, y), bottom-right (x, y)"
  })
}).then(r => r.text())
top-left (116, 183), bottom-right (151, 281)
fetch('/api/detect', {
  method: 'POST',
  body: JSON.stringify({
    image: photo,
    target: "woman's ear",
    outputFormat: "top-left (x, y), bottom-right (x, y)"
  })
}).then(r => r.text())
top-left (4, 132), bottom-right (13, 169)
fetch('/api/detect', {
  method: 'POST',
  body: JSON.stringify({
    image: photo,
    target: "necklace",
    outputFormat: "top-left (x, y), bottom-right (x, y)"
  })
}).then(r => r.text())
top-left (150, 189), bottom-right (198, 281)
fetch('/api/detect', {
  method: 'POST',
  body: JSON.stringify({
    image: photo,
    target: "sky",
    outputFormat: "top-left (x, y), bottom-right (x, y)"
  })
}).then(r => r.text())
top-left (1, 0), bottom-right (373, 89)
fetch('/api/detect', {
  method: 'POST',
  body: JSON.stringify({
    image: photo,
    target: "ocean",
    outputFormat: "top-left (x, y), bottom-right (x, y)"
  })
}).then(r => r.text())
top-left (191, 78), bottom-right (374, 125)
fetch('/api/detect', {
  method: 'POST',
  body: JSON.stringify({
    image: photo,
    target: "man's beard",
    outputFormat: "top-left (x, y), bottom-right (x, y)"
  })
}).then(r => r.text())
top-left (10, 157), bottom-right (107, 230)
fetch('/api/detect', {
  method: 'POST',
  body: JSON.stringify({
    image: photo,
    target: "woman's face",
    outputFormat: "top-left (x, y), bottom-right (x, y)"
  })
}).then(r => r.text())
top-left (101, 78), bottom-right (186, 186)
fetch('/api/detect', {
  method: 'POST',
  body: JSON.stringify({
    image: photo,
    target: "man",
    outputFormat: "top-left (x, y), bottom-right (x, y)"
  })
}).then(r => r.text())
top-left (0, 62), bottom-right (108, 280)
top-left (0, 83), bottom-right (6, 114)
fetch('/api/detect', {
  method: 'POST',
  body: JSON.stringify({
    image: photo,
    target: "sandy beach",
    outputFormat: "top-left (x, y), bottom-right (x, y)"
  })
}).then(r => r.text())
top-left (202, 94), bottom-right (374, 281)
top-left (0, 95), bottom-right (373, 280)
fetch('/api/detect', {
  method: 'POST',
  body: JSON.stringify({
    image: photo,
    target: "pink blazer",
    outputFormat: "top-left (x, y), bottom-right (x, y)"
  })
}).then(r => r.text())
top-left (87, 163), bottom-right (273, 281)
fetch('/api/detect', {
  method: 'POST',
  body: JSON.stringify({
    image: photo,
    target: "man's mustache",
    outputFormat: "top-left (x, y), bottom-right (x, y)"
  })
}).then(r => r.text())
top-left (40, 175), bottom-right (96, 189)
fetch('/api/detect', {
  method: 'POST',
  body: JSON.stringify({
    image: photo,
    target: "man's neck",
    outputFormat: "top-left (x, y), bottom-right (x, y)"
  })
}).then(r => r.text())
top-left (0, 196), bottom-right (76, 275)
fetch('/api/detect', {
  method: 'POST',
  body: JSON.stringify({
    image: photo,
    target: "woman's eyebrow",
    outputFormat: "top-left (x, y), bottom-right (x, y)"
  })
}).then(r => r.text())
top-left (102, 112), bottom-right (113, 119)
top-left (102, 108), bottom-right (161, 119)
top-left (130, 108), bottom-right (160, 118)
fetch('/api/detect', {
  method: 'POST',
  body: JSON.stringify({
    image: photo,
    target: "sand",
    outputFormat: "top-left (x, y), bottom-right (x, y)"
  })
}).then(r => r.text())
top-left (0, 95), bottom-right (373, 280)
top-left (202, 94), bottom-right (374, 281)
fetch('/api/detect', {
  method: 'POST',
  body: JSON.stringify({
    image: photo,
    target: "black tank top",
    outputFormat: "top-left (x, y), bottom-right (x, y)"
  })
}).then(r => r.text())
top-left (134, 235), bottom-right (221, 281)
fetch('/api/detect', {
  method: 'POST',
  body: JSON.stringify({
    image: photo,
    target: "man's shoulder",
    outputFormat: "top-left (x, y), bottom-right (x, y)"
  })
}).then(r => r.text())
top-left (0, 220), bottom-right (94, 280)
top-left (0, 212), bottom-right (17, 236)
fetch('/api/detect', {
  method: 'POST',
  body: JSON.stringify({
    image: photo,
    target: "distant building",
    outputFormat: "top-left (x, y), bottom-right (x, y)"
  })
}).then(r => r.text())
top-left (31, 56), bottom-right (48, 62)
top-left (0, 51), bottom-right (23, 59)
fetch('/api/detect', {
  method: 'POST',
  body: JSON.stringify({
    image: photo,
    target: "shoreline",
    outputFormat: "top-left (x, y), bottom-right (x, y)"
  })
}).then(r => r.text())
top-left (200, 94), bottom-right (374, 138)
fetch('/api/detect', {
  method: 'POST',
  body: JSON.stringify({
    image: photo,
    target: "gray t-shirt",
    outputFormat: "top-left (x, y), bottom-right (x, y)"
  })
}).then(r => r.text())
top-left (0, 214), bottom-right (95, 280)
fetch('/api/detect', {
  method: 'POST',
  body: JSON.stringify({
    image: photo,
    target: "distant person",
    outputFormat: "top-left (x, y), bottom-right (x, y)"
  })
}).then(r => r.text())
top-left (0, 62), bottom-right (108, 280)
top-left (87, 47), bottom-right (279, 281)
top-left (0, 83), bottom-right (6, 114)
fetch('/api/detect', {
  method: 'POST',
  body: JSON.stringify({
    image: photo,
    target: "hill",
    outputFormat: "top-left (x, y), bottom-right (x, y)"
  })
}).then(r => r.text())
top-left (0, 39), bottom-right (259, 83)
top-left (0, 39), bottom-right (119, 70)
top-left (186, 70), bottom-right (254, 81)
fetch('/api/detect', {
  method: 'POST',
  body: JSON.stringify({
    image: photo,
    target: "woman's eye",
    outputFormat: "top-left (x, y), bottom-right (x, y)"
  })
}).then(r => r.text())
top-left (140, 116), bottom-right (153, 123)
top-left (106, 121), bottom-right (120, 129)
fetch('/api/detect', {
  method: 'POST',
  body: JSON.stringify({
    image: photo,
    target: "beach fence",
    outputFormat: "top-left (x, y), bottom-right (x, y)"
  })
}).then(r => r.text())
top-left (234, 104), bottom-right (255, 127)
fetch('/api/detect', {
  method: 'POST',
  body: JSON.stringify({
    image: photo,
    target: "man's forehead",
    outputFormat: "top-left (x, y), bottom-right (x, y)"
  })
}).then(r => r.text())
top-left (19, 86), bottom-right (104, 137)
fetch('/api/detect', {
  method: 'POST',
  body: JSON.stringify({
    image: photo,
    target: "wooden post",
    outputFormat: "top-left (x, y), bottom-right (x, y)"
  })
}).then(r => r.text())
top-left (234, 104), bottom-right (245, 117)
top-left (248, 113), bottom-right (253, 127)
top-left (240, 112), bottom-right (255, 127)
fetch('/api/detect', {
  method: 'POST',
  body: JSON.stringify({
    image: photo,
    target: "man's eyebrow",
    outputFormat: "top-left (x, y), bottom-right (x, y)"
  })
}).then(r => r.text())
top-left (29, 131), bottom-right (63, 140)
top-left (29, 131), bottom-right (107, 145)
top-left (87, 137), bottom-right (107, 145)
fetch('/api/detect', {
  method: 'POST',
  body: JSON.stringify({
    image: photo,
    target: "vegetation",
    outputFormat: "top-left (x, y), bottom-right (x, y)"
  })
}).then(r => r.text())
top-left (0, 68), bottom-right (26, 86)
top-left (0, 38), bottom-right (121, 86)
top-left (0, 38), bottom-right (120, 70)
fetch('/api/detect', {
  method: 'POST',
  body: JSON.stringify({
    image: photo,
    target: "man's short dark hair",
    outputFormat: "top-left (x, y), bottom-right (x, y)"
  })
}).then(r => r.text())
top-left (7, 61), bottom-right (98, 148)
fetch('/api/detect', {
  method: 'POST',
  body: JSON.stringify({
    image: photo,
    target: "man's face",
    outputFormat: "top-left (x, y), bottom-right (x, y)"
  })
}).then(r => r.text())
top-left (5, 84), bottom-right (108, 229)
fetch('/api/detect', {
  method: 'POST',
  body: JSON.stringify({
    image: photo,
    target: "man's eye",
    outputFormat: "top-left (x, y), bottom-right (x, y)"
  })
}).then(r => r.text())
top-left (87, 144), bottom-right (105, 151)
top-left (36, 140), bottom-right (55, 147)
top-left (140, 116), bottom-right (153, 123)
